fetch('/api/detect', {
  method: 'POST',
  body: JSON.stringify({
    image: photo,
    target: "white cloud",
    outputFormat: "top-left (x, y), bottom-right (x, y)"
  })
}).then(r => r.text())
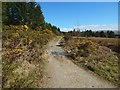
top-left (61, 24), bottom-right (118, 32)
top-left (73, 24), bottom-right (118, 31)
top-left (60, 28), bottom-right (73, 32)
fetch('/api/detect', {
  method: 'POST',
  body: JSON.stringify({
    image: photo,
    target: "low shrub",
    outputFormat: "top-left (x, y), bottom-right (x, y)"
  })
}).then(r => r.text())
top-left (2, 25), bottom-right (55, 88)
top-left (64, 34), bottom-right (72, 41)
top-left (62, 37), bottom-right (119, 85)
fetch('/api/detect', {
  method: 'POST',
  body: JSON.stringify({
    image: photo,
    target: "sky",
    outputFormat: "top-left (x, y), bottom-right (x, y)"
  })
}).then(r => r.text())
top-left (38, 2), bottom-right (118, 32)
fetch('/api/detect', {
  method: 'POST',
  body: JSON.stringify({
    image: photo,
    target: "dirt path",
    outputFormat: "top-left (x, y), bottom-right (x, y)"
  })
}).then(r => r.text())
top-left (41, 36), bottom-right (115, 88)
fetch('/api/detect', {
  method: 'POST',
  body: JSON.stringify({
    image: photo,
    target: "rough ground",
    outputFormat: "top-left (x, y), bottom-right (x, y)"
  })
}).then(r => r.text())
top-left (41, 36), bottom-right (115, 88)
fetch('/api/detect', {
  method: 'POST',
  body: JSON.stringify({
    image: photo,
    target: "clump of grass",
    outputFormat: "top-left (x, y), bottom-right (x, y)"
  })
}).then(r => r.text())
top-left (64, 34), bottom-right (72, 41)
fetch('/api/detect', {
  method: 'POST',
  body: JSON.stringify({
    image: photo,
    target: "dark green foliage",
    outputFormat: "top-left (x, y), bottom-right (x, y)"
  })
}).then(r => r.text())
top-left (45, 22), bottom-right (61, 35)
top-left (2, 2), bottom-right (10, 25)
top-left (94, 31), bottom-right (100, 37)
top-left (63, 29), bottom-right (116, 38)
top-left (2, 2), bottom-right (61, 34)
top-left (2, 2), bottom-right (61, 35)
top-left (84, 30), bottom-right (92, 37)
top-left (107, 31), bottom-right (115, 38)
top-left (68, 29), bottom-right (81, 36)
top-left (2, 2), bottom-right (45, 28)
top-left (26, 2), bottom-right (45, 29)
top-left (99, 31), bottom-right (106, 37)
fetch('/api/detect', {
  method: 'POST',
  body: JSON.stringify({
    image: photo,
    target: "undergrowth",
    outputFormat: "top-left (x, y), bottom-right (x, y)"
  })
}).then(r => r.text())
top-left (2, 25), bottom-right (55, 88)
top-left (61, 36), bottom-right (119, 86)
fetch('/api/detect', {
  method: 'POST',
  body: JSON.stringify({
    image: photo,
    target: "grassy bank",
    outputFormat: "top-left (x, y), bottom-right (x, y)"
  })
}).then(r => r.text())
top-left (2, 25), bottom-right (55, 88)
top-left (60, 36), bottom-right (119, 86)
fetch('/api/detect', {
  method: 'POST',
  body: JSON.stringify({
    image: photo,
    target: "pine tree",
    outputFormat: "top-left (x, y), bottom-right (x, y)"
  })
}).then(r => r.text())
top-left (2, 2), bottom-right (61, 33)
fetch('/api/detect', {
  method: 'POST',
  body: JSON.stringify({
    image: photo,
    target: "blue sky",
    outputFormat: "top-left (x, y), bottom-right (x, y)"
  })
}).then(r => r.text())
top-left (38, 2), bottom-right (118, 32)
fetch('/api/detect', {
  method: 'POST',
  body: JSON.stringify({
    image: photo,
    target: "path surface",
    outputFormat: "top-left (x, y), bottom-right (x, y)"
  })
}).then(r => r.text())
top-left (41, 36), bottom-right (115, 88)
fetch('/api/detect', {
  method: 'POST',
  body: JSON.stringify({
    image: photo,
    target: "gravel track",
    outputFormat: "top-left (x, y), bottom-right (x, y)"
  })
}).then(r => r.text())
top-left (41, 36), bottom-right (115, 88)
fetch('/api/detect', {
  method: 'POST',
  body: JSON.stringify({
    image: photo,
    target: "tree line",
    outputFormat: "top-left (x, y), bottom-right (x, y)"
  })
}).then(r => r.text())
top-left (81, 30), bottom-right (116, 38)
top-left (2, 2), bottom-right (61, 34)
top-left (63, 29), bottom-right (117, 38)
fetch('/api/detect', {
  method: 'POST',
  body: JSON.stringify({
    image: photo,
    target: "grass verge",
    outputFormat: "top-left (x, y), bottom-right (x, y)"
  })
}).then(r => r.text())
top-left (61, 36), bottom-right (119, 86)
